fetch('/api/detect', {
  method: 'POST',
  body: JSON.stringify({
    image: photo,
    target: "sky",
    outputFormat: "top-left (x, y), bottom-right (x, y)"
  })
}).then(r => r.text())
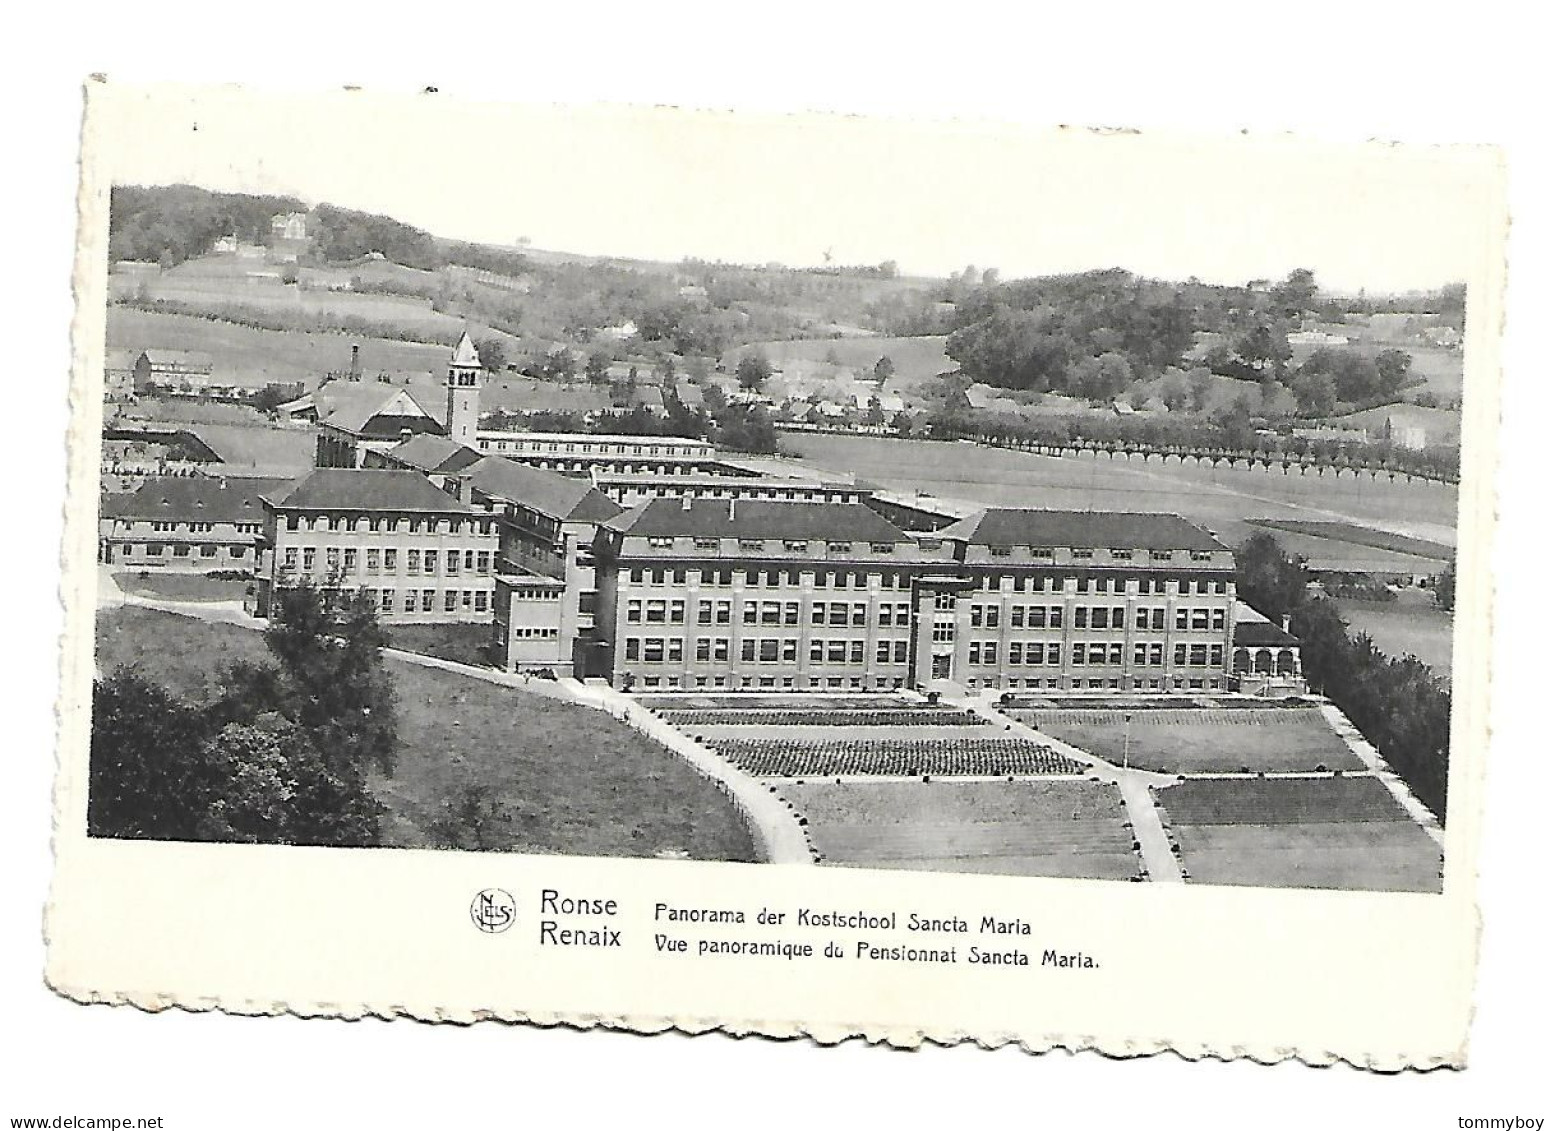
top-left (90, 84), bottom-right (1500, 295)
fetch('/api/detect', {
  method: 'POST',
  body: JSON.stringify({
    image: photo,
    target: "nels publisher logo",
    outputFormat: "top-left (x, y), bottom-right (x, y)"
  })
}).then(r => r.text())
top-left (470, 888), bottom-right (516, 934)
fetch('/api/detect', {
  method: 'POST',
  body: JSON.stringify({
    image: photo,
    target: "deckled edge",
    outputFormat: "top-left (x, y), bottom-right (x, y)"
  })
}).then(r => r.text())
top-left (43, 79), bottom-right (1500, 1073)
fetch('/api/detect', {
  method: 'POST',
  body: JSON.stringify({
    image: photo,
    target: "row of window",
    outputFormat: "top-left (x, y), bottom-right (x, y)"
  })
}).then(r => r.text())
top-left (621, 565), bottom-right (1231, 597)
top-left (510, 626), bottom-right (559, 640)
top-left (127, 544), bottom-right (247, 558)
top-left (283, 548), bottom-right (492, 576)
top-left (644, 536), bottom-right (900, 555)
top-left (136, 520), bottom-right (258, 534)
top-left (968, 641), bottom-right (1226, 667)
top-left (361, 588), bottom-right (489, 615)
top-left (984, 545), bottom-right (1218, 563)
top-left (628, 674), bottom-right (1227, 692)
top-left (622, 637), bottom-right (913, 666)
top-left (971, 574), bottom-right (1230, 596)
top-left (480, 439), bottom-right (707, 456)
top-left (282, 514), bottom-right (493, 535)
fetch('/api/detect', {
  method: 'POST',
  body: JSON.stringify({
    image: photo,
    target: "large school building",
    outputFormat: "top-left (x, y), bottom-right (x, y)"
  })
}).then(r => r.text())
top-left (592, 497), bottom-right (1281, 693)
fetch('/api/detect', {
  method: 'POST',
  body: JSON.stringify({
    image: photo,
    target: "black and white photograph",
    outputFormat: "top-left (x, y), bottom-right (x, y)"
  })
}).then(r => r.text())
top-left (29, 74), bottom-right (1518, 1084)
top-left (85, 93), bottom-right (1469, 897)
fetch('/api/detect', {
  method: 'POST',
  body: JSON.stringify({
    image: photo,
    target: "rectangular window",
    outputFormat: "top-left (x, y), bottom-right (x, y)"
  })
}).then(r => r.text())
top-left (1072, 642), bottom-right (1086, 666)
top-left (325, 548), bottom-right (340, 572)
top-left (1212, 608), bottom-right (1227, 631)
top-left (876, 640), bottom-right (892, 662)
top-left (826, 640), bottom-right (847, 663)
top-left (667, 638), bottom-right (683, 662)
top-left (1072, 548), bottom-right (1093, 560)
top-left (986, 606), bottom-right (1000, 629)
top-left (1008, 642), bottom-right (1023, 665)
top-left (894, 641), bottom-right (908, 663)
top-left (646, 599), bottom-right (667, 623)
top-left (1173, 643), bottom-right (1188, 666)
top-left (302, 548), bottom-right (316, 571)
top-left (809, 640), bottom-right (824, 662)
top-left (1088, 643), bottom-right (1109, 665)
top-left (694, 538), bottom-right (719, 551)
top-left (713, 639), bottom-right (729, 662)
top-left (644, 638), bottom-right (665, 663)
top-left (759, 639), bottom-right (780, 663)
top-left (981, 642), bottom-right (997, 665)
top-left (445, 591), bottom-right (459, 612)
top-left (1175, 607), bottom-right (1190, 630)
top-left (366, 549), bottom-right (380, 573)
top-left (783, 539), bottom-right (809, 552)
top-left (828, 602), bottom-right (848, 626)
top-left (1190, 643), bottom-right (1208, 666)
top-left (1010, 606), bottom-right (1025, 628)
top-left (1108, 643), bottom-right (1124, 665)
top-left (782, 639), bottom-right (797, 662)
top-left (1026, 642), bottom-right (1044, 665)
top-left (968, 644), bottom-right (981, 665)
top-left (783, 602), bottom-right (799, 626)
top-left (760, 601), bottom-right (782, 626)
top-left (384, 549), bottom-right (397, 571)
top-left (628, 600), bottom-right (644, 623)
top-left (849, 641), bottom-right (865, 664)
top-left (404, 591), bottom-right (416, 612)
top-left (407, 549), bottom-right (421, 575)
top-left (740, 640), bottom-right (756, 662)
top-left (473, 591), bottom-right (487, 613)
top-left (696, 638), bottom-right (711, 662)
top-left (851, 603), bottom-right (867, 627)
top-left (1210, 644), bottom-right (1224, 667)
top-left (669, 600), bottom-right (685, 624)
top-left (1111, 607), bottom-right (1125, 629)
top-left (742, 602), bottom-right (758, 625)
top-left (697, 600), bottom-right (712, 625)
top-left (971, 605), bottom-right (983, 628)
top-left (715, 600), bottom-right (731, 625)
top-left (1074, 606), bottom-right (1088, 630)
top-left (284, 547), bottom-right (298, 570)
top-left (1191, 608), bottom-right (1210, 630)
top-left (934, 592), bottom-right (956, 611)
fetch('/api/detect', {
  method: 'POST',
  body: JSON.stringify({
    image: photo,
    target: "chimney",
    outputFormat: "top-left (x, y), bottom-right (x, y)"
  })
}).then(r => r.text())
top-left (400, 428), bottom-right (413, 444)
top-left (681, 493), bottom-right (693, 512)
top-left (1281, 615), bottom-right (1292, 633)
top-left (727, 497), bottom-right (736, 522)
top-left (349, 344), bottom-right (362, 381)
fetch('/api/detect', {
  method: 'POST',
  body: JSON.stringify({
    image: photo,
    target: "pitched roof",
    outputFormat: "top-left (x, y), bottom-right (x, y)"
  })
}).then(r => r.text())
top-left (452, 331), bottom-right (481, 368)
top-left (1233, 619), bottom-right (1300, 647)
top-left (312, 380), bottom-right (444, 436)
top-left (183, 424), bottom-right (317, 472)
top-left (466, 456), bottom-right (623, 523)
top-left (607, 498), bottom-right (912, 543)
top-left (140, 349), bottom-right (215, 370)
top-left (384, 434), bottom-right (483, 474)
top-left (939, 509), bottom-right (1228, 552)
top-left (263, 469), bottom-right (474, 513)
top-left (103, 476), bottom-right (294, 523)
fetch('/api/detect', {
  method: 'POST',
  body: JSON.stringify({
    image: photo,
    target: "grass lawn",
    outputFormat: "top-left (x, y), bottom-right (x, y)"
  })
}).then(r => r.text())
top-left (1170, 821), bottom-right (1441, 892)
top-left (113, 572), bottom-right (254, 603)
top-left (93, 606), bottom-right (757, 862)
top-left (1246, 518), bottom-right (1453, 561)
top-left (1019, 709), bottom-right (1361, 774)
top-left (776, 779), bottom-right (1139, 881)
top-left (384, 623), bottom-right (494, 667)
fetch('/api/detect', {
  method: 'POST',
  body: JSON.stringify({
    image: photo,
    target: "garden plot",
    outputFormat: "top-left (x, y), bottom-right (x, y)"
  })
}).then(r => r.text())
top-left (1010, 707), bottom-right (1362, 774)
top-left (777, 779), bottom-right (1141, 881)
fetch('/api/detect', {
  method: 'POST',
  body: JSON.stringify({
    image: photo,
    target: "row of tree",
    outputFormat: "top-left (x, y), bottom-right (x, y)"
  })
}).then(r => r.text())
top-left (90, 586), bottom-right (396, 845)
top-left (1235, 533), bottom-right (1452, 822)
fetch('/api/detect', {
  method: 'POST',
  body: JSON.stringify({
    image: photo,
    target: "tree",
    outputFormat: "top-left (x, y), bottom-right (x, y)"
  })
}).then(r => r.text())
top-left (1272, 268), bottom-right (1318, 316)
top-left (88, 670), bottom-right (215, 840)
top-left (1289, 369), bottom-right (1337, 417)
top-left (877, 260), bottom-right (899, 280)
top-left (736, 352), bottom-right (772, 393)
top-left (865, 394), bottom-right (885, 426)
top-left (873, 355), bottom-right (896, 384)
top-left (1235, 533), bottom-right (1308, 622)
top-left (1434, 560), bottom-right (1456, 612)
top-left (475, 337), bottom-right (508, 373)
top-left (982, 267), bottom-right (1000, 287)
top-left (585, 349), bottom-right (611, 385)
top-left (1159, 372), bottom-right (1190, 412)
top-left (713, 402), bottom-right (779, 454)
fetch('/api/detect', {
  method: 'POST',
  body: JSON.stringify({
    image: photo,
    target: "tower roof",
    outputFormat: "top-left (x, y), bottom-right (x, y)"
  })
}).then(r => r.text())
top-left (451, 331), bottom-right (481, 369)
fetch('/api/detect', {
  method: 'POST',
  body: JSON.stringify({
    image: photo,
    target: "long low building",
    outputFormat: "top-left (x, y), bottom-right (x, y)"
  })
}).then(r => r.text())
top-left (99, 476), bottom-right (291, 572)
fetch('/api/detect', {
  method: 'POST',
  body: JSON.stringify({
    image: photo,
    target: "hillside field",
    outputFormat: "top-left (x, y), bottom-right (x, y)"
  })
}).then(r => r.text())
top-left (786, 433), bottom-right (1460, 553)
top-left (724, 335), bottom-right (956, 388)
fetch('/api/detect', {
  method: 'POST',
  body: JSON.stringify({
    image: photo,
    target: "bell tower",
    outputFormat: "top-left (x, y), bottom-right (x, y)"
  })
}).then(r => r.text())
top-left (446, 331), bottom-right (483, 446)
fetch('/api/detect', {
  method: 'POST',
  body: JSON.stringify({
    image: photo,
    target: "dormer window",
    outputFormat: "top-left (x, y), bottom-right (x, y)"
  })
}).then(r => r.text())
top-left (1072, 548), bottom-right (1094, 560)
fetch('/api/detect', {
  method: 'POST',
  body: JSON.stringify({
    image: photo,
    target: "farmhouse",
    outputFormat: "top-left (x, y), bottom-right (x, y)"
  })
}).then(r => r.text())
top-left (133, 349), bottom-right (216, 394)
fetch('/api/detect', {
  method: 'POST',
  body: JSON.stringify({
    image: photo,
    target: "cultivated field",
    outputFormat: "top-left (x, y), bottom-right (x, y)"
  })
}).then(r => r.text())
top-left (1010, 708), bottom-right (1362, 774)
top-left (1153, 776), bottom-right (1441, 892)
top-left (785, 433), bottom-right (1460, 552)
top-left (776, 779), bottom-right (1142, 880)
top-left (94, 607), bottom-right (756, 861)
top-left (1334, 598), bottom-right (1455, 673)
top-left (725, 335), bottom-right (955, 387)
top-left (107, 307), bottom-right (452, 388)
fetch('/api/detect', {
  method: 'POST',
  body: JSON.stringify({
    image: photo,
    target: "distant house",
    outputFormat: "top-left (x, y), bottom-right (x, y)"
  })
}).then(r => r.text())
top-left (597, 320), bottom-right (639, 342)
top-left (1329, 404), bottom-right (1462, 450)
top-left (134, 350), bottom-right (216, 394)
top-left (671, 380), bottom-right (705, 410)
top-left (270, 212), bottom-right (309, 242)
top-left (297, 266), bottom-right (354, 291)
top-left (104, 349), bottom-right (140, 401)
top-left (1287, 330), bottom-right (1351, 347)
top-left (212, 235), bottom-right (239, 254)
